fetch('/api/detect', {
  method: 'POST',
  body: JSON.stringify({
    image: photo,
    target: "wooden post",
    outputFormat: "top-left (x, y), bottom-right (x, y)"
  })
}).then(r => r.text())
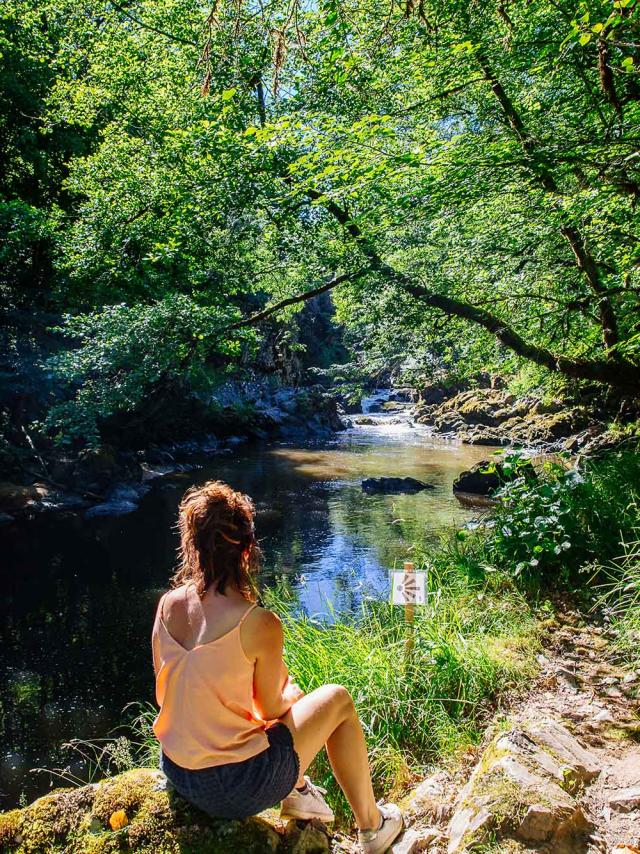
top-left (404, 560), bottom-right (415, 657)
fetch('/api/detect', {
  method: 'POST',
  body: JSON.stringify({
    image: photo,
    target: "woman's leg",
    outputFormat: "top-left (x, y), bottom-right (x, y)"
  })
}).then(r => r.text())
top-left (279, 684), bottom-right (379, 830)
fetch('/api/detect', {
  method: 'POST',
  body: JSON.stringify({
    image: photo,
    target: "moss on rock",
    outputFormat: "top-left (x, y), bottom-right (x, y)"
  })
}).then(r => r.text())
top-left (0, 769), bottom-right (329, 854)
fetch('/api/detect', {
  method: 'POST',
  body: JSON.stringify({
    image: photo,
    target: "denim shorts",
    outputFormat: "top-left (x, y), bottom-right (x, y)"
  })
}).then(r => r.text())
top-left (160, 723), bottom-right (300, 819)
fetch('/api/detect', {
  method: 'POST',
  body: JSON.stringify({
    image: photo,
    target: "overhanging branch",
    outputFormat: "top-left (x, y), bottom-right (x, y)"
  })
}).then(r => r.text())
top-left (305, 189), bottom-right (640, 394)
top-left (222, 270), bottom-right (362, 332)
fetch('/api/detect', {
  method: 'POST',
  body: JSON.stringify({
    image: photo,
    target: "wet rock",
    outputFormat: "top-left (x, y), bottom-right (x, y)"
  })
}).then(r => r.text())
top-left (0, 482), bottom-right (39, 513)
top-left (381, 401), bottom-right (411, 412)
top-left (85, 500), bottom-right (139, 519)
top-left (0, 768), bottom-right (311, 853)
top-left (459, 426), bottom-right (511, 447)
top-left (225, 435), bottom-right (248, 448)
top-left (352, 416), bottom-right (380, 426)
top-left (446, 719), bottom-right (597, 853)
top-left (104, 484), bottom-right (148, 503)
top-left (362, 477), bottom-right (434, 494)
top-left (453, 463), bottom-right (501, 496)
top-left (608, 787), bottom-right (640, 813)
top-left (414, 386), bottom-right (606, 450)
top-left (453, 458), bottom-right (536, 497)
top-left (73, 445), bottom-right (139, 492)
top-left (388, 388), bottom-right (415, 403)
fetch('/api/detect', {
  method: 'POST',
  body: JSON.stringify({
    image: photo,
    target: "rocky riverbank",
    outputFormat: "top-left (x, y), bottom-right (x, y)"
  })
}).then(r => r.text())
top-left (0, 383), bottom-right (346, 524)
top-left (414, 385), bottom-right (637, 456)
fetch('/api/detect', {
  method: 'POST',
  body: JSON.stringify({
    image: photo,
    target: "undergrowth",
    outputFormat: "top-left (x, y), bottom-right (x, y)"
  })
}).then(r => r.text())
top-left (595, 533), bottom-right (640, 668)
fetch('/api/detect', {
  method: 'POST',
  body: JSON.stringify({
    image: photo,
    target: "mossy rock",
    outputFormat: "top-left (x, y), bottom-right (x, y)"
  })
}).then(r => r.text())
top-left (446, 721), bottom-right (597, 853)
top-left (0, 769), bottom-right (330, 853)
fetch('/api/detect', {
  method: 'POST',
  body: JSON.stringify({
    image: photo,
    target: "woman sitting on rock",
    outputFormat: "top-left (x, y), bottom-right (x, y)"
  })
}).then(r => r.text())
top-left (152, 480), bottom-right (403, 854)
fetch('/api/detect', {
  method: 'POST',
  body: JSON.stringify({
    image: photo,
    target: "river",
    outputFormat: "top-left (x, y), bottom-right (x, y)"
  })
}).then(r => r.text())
top-left (0, 412), bottom-right (496, 808)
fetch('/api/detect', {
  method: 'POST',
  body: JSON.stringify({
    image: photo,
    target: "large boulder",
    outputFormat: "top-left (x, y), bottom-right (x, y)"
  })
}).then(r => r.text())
top-left (446, 720), bottom-right (598, 853)
top-left (453, 459), bottom-right (536, 497)
top-left (453, 463), bottom-right (501, 496)
top-left (0, 768), bottom-right (331, 853)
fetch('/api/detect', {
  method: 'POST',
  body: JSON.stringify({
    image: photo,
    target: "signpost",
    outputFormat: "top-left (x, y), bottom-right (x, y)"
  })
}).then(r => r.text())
top-left (391, 560), bottom-right (427, 658)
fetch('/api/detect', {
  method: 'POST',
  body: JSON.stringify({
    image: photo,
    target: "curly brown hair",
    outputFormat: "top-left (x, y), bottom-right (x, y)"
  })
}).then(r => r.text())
top-left (172, 480), bottom-right (260, 599)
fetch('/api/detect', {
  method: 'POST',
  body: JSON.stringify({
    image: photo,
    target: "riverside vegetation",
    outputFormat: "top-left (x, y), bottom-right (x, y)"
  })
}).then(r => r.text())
top-left (2, 0), bottom-right (640, 849)
top-left (2, 449), bottom-right (640, 851)
top-left (2, 0), bottom-right (640, 475)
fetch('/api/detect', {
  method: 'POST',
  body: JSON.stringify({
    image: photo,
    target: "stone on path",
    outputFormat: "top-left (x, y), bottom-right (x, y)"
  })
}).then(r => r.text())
top-left (607, 787), bottom-right (640, 813)
top-left (446, 719), bottom-right (598, 853)
top-left (389, 826), bottom-right (444, 853)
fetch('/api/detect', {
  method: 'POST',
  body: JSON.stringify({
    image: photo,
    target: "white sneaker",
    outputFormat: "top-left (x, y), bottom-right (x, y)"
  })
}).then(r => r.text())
top-left (358, 803), bottom-right (404, 854)
top-left (280, 776), bottom-right (335, 823)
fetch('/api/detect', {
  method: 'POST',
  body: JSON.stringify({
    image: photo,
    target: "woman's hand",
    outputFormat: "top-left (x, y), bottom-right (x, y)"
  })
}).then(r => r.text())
top-left (282, 679), bottom-right (305, 706)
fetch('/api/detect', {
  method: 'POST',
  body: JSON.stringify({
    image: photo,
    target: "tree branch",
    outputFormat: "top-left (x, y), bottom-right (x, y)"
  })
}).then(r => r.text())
top-left (109, 1), bottom-right (199, 47)
top-left (222, 270), bottom-right (361, 332)
top-left (475, 49), bottom-right (621, 355)
top-left (307, 189), bottom-right (640, 394)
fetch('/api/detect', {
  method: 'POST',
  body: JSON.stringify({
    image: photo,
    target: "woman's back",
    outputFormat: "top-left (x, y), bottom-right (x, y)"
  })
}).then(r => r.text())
top-left (152, 585), bottom-right (268, 769)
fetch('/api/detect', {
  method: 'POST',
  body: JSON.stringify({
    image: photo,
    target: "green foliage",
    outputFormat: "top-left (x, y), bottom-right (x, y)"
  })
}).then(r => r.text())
top-left (3, 0), bottom-right (640, 442)
top-left (0, 199), bottom-right (54, 307)
top-left (44, 295), bottom-right (245, 446)
top-left (488, 451), bottom-right (640, 584)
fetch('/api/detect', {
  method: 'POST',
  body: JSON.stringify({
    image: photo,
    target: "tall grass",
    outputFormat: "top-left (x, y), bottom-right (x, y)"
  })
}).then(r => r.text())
top-left (264, 555), bottom-right (538, 817)
top-left (595, 532), bottom-right (640, 667)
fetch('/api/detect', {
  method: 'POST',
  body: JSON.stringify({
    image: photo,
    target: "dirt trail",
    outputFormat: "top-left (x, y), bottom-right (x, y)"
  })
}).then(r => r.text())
top-left (532, 614), bottom-right (640, 852)
top-left (356, 612), bottom-right (640, 854)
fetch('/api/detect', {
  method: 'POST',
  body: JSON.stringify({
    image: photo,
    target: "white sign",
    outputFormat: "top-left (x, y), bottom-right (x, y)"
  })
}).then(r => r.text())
top-left (391, 570), bottom-right (427, 605)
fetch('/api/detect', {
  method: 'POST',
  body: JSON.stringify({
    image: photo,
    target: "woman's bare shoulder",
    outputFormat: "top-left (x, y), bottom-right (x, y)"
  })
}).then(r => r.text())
top-left (247, 605), bottom-right (281, 630)
top-left (242, 605), bottom-right (283, 651)
top-left (159, 585), bottom-right (192, 617)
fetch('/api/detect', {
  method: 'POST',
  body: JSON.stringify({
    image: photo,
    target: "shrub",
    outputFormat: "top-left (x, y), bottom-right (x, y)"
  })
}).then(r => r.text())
top-left (487, 450), bottom-right (640, 585)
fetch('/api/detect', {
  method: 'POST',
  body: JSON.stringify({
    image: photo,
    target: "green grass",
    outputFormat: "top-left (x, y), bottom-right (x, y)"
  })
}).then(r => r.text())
top-left (595, 533), bottom-right (640, 668)
top-left (264, 555), bottom-right (539, 817)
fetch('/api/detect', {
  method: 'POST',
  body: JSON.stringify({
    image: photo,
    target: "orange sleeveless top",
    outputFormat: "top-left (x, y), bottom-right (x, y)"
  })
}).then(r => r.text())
top-left (152, 596), bottom-right (269, 769)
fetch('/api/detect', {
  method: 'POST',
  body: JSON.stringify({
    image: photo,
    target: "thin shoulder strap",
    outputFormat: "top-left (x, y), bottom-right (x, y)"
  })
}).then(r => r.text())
top-left (238, 603), bottom-right (258, 626)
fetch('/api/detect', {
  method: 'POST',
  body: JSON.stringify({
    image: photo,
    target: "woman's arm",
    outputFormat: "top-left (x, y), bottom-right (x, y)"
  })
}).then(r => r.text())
top-left (244, 608), bottom-right (303, 721)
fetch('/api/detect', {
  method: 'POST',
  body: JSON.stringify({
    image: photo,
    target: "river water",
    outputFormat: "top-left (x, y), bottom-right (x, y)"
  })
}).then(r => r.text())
top-left (0, 414), bottom-right (495, 807)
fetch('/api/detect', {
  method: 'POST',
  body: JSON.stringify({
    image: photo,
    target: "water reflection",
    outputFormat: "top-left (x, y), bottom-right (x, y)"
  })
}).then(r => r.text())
top-left (0, 422), bottom-right (495, 806)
